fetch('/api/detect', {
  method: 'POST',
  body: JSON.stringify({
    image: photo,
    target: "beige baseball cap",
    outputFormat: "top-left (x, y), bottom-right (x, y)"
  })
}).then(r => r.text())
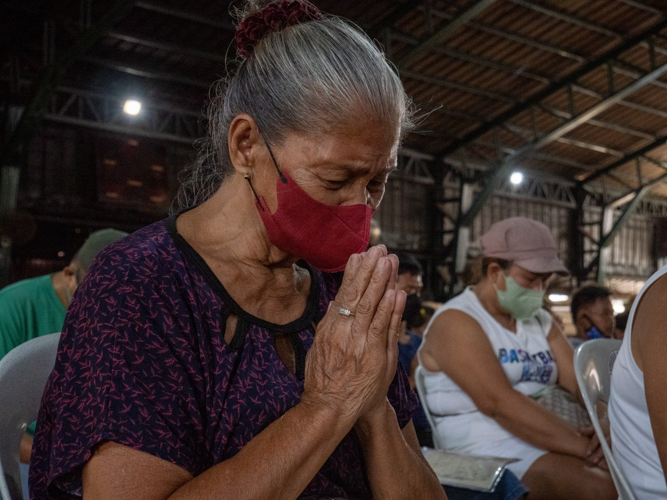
top-left (479, 217), bottom-right (569, 276)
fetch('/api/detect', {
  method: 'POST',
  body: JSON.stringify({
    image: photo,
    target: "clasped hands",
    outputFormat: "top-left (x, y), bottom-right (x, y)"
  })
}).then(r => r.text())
top-left (302, 245), bottom-right (406, 427)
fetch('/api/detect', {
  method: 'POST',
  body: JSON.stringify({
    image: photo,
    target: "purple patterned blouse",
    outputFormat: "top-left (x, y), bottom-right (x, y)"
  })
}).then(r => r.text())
top-left (30, 217), bottom-right (417, 499)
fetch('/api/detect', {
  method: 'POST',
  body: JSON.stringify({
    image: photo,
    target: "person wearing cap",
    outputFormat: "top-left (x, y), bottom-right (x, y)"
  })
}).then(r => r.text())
top-left (0, 228), bottom-right (127, 464)
top-left (418, 217), bottom-right (616, 499)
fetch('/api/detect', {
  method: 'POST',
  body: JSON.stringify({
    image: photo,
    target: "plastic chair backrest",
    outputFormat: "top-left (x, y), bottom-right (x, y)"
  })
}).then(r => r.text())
top-left (0, 333), bottom-right (60, 500)
top-left (574, 338), bottom-right (637, 500)
top-left (414, 365), bottom-right (445, 449)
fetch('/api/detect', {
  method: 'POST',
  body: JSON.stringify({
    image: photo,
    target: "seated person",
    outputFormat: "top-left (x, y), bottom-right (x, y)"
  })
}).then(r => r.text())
top-left (610, 267), bottom-right (667, 498)
top-left (613, 310), bottom-right (629, 340)
top-left (29, 3), bottom-right (446, 499)
top-left (419, 217), bottom-right (616, 499)
top-left (0, 227), bottom-right (126, 464)
top-left (570, 285), bottom-right (615, 348)
top-left (395, 252), bottom-right (424, 375)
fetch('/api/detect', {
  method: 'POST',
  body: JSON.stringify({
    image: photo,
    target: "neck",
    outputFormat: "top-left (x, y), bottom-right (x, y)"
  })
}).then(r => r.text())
top-left (50, 271), bottom-right (70, 309)
top-left (176, 174), bottom-right (309, 319)
top-left (473, 281), bottom-right (516, 332)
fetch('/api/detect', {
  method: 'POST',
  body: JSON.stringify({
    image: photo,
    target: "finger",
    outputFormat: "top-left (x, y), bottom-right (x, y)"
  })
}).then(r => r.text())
top-left (338, 252), bottom-right (363, 295)
top-left (338, 246), bottom-right (385, 312)
top-left (367, 288), bottom-right (395, 345)
top-left (385, 254), bottom-right (399, 293)
top-left (388, 290), bottom-right (407, 347)
top-left (352, 257), bottom-right (393, 332)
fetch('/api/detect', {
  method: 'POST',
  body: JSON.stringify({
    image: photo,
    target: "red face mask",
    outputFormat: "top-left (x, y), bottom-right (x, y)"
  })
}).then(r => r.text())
top-left (251, 144), bottom-right (373, 273)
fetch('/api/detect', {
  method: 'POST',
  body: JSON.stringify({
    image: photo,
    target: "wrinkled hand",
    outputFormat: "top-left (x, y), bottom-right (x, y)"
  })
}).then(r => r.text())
top-left (301, 245), bottom-right (406, 423)
top-left (580, 426), bottom-right (609, 471)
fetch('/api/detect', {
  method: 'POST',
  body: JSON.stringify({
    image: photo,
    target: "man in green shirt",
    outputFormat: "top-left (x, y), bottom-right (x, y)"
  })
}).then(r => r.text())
top-left (0, 228), bottom-right (127, 463)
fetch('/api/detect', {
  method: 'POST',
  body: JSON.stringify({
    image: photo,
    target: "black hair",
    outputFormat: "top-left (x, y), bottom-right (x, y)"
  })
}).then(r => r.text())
top-left (615, 310), bottom-right (630, 331)
top-left (571, 285), bottom-right (612, 321)
top-left (407, 305), bottom-right (436, 329)
top-left (396, 252), bottom-right (423, 276)
top-left (481, 257), bottom-right (511, 277)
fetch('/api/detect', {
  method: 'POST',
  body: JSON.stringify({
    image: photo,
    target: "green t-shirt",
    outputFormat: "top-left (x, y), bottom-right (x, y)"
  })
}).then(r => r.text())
top-left (0, 274), bottom-right (66, 361)
top-left (0, 274), bottom-right (66, 435)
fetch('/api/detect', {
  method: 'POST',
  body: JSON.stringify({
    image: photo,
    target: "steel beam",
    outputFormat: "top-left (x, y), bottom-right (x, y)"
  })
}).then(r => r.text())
top-left (451, 56), bottom-right (667, 244)
top-left (134, 1), bottom-right (235, 30)
top-left (583, 134), bottom-right (667, 183)
top-left (1, 0), bottom-right (135, 168)
top-left (367, 1), bottom-right (418, 40)
top-left (107, 32), bottom-right (226, 62)
top-left (402, 70), bottom-right (517, 103)
top-left (436, 18), bottom-right (667, 157)
top-left (395, 0), bottom-right (499, 69)
top-left (79, 56), bottom-right (211, 88)
top-left (391, 29), bottom-right (664, 138)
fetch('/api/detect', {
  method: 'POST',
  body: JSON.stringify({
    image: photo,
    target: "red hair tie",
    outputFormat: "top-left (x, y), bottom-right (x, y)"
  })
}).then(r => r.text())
top-left (235, 0), bottom-right (323, 59)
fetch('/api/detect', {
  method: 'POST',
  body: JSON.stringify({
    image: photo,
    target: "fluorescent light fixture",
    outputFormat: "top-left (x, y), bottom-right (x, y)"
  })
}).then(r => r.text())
top-left (548, 293), bottom-right (569, 303)
top-left (509, 171), bottom-right (523, 185)
top-left (612, 299), bottom-right (626, 314)
top-left (123, 100), bottom-right (142, 115)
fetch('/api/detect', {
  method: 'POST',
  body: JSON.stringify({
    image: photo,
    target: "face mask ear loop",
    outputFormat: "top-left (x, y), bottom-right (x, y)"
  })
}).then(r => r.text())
top-left (244, 174), bottom-right (266, 212)
top-left (265, 142), bottom-right (288, 184)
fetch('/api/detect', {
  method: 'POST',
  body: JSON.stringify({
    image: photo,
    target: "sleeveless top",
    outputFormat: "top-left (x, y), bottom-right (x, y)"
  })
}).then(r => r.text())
top-left (419, 287), bottom-right (557, 449)
top-left (29, 218), bottom-right (417, 499)
top-left (609, 265), bottom-right (667, 499)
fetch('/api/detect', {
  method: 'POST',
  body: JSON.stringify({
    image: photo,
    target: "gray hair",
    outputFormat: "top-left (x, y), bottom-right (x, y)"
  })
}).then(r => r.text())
top-left (175, 0), bottom-right (414, 210)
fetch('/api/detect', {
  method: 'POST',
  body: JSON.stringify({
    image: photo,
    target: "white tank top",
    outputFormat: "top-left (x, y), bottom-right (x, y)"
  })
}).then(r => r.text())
top-left (609, 265), bottom-right (667, 499)
top-left (419, 287), bottom-right (558, 450)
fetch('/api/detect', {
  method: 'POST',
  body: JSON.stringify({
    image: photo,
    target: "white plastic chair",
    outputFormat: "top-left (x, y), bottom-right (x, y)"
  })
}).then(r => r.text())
top-left (414, 365), bottom-right (445, 449)
top-left (574, 338), bottom-right (637, 500)
top-left (0, 333), bottom-right (60, 500)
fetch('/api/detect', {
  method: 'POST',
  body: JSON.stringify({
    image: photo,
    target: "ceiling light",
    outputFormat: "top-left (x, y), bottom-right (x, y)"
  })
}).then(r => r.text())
top-left (509, 171), bottom-right (523, 185)
top-left (123, 100), bottom-right (142, 115)
top-left (612, 299), bottom-right (626, 314)
top-left (548, 293), bottom-right (568, 303)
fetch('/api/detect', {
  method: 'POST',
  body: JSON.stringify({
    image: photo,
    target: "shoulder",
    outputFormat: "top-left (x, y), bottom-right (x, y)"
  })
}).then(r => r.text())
top-left (529, 309), bottom-right (554, 337)
top-left (0, 275), bottom-right (51, 310)
top-left (83, 221), bottom-right (176, 289)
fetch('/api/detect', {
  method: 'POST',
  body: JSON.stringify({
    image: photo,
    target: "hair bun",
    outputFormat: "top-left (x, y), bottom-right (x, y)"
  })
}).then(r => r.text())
top-left (235, 0), bottom-right (323, 59)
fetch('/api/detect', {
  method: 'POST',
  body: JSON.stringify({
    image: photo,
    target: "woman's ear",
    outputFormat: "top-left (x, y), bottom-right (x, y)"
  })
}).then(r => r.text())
top-left (487, 263), bottom-right (506, 290)
top-left (228, 114), bottom-right (261, 176)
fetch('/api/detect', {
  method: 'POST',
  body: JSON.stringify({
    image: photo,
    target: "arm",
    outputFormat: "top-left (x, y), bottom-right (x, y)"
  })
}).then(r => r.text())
top-left (83, 247), bottom-right (438, 499)
top-left (420, 310), bottom-right (589, 459)
top-left (409, 354), bottom-right (419, 389)
top-left (353, 284), bottom-right (445, 500)
top-left (356, 403), bottom-right (446, 500)
top-left (84, 402), bottom-right (356, 500)
top-left (632, 275), bottom-right (667, 479)
top-left (545, 317), bottom-right (580, 397)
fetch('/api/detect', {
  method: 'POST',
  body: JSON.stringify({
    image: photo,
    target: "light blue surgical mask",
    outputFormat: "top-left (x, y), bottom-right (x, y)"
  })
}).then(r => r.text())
top-left (495, 274), bottom-right (544, 320)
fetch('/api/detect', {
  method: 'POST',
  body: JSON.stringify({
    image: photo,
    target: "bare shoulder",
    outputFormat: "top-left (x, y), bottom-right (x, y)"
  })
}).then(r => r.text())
top-left (633, 274), bottom-right (667, 368)
top-left (421, 308), bottom-right (490, 372)
top-left (83, 441), bottom-right (192, 500)
top-left (425, 308), bottom-right (485, 343)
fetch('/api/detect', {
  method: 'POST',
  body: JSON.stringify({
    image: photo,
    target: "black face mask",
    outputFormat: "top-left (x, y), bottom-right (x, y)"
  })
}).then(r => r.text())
top-left (402, 294), bottom-right (422, 325)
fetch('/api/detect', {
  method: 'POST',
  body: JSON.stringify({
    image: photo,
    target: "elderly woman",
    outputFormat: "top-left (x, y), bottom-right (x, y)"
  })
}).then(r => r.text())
top-left (418, 218), bottom-right (616, 500)
top-left (29, 1), bottom-right (445, 499)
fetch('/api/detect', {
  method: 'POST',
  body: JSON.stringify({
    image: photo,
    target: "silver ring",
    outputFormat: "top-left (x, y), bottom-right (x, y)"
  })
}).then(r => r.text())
top-left (338, 307), bottom-right (354, 317)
